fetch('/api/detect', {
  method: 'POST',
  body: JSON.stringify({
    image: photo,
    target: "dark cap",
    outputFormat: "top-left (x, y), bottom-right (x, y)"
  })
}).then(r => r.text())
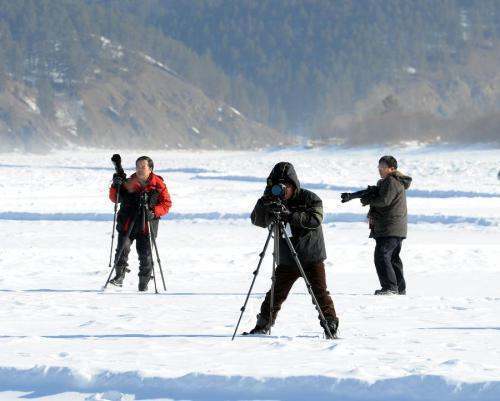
top-left (136, 156), bottom-right (154, 170)
top-left (378, 155), bottom-right (398, 169)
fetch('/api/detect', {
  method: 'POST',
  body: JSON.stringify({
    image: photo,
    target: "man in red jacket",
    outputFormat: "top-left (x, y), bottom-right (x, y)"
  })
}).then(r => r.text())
top-left (109, 156), bottom-right (172, 291)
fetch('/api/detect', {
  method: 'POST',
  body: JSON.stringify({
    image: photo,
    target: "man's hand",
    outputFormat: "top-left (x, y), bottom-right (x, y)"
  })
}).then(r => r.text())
top-left (360, 196), bottom-right (370, 206)
top-left (280, 207), bottom-right (293, 223)
top-left (340, 192), bottom-right (352, 203)
top-left (112, 173), bottom-right (124, 188)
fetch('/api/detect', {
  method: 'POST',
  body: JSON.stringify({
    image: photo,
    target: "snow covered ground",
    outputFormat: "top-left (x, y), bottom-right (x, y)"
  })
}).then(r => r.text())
top-left (0, 146), bottom-right (499, 400)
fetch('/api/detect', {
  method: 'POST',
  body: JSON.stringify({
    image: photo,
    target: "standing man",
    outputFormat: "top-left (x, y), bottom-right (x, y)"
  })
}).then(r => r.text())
top-left (246, 162), bottom-right (339, 338)
top-left (362, 156), bottom-right (412, 295)
top-left (109, 156), bottom-right (172, 291)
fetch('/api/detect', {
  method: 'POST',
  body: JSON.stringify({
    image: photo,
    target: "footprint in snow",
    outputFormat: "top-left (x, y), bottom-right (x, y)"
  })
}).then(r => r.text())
top-left (85, 391), bottom-right (127, 401)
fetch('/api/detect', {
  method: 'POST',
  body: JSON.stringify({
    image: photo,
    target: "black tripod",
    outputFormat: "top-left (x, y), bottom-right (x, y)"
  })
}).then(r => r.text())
top-left (103, 193), bottom-right (166, 293)
top-left (231, 208), bottom-right (333, 340)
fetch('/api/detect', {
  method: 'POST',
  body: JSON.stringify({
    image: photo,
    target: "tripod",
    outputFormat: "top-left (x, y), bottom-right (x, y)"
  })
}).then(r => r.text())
top-left (231, 209), bottom-right (333, 340)
top-left (103, 193), bottom-right (167, 293)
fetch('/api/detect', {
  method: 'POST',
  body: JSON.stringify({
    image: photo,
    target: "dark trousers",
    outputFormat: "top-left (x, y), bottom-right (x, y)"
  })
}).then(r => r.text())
top-left (115, 232), bottom-right (153, 277)
top-left (374, 236), bottom-right (405, 293)
top-left (259, 262), bottom-right (337, 325)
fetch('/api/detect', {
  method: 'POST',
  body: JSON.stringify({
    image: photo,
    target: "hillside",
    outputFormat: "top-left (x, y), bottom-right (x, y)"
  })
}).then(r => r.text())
top-left (1, 0), bottom-right (499, 149)
top-left (0, 37), bottom-right (286, 152)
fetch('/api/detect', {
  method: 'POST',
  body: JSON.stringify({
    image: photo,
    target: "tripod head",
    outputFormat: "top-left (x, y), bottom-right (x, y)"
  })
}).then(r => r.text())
top-left (138, 192), bottom-right (149, 209)
top-left (263, 198), bottom-right (291, 223)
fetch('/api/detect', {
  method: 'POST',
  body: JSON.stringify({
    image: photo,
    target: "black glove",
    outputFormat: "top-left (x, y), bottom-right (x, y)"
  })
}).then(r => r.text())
top-left (112, 173), bottom-right (124, 188)
top-left (360, 196), bottom-right (370, 206)
top-left (340, 193), bottom-right (352, 203)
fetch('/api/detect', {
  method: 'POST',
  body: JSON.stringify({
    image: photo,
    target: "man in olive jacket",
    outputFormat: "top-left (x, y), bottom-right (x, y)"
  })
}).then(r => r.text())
top-left (362, 156), bottom-right (412, 295)
top-left (246, 162), bottom-right (339, 338)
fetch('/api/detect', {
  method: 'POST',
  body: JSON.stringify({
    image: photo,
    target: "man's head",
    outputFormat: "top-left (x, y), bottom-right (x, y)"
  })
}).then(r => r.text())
top-left (378, 155), bottom-right (398, 178)
top-left (267, 162), bottom-right (300, 200)
top-left (136, 156), bottom-right (154, 180)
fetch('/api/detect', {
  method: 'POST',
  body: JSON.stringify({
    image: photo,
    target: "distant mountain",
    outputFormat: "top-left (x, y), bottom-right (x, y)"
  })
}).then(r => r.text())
top-left (145, 0), bottom-right (500, 144)
top-left (0, 0), bottom-right (499, 150)
top-left (0, 36), bottom-right (286, 151)
top-left (0, 0), bottom-right (286, 151)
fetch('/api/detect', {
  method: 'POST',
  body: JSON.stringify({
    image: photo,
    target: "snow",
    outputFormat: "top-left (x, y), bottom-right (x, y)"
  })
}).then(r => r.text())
top-left (99, 36), bottom-right (123, 59)
top-left (100, 37), bottom-right (111, 47)
top-left (0, 146), bottom-right (499, 400)
top-left (56, 103), bottom-right (78, 136)
top-left (406, 66), bottom-right (417, 75)
top-left (229, 107), bottom-right (243, 117)
top-left (50, 70), bottom-right (65, 84)
top-left (141, 53), bottom-right (177, 76)
top-left (22, 96), bottom-right (40, 114)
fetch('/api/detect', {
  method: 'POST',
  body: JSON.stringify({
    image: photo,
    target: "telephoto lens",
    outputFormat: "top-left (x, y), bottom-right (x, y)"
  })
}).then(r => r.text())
top-left (111, 154), bottom-right (125, 177)
top-left (271, 183), bottom-right (286, 198)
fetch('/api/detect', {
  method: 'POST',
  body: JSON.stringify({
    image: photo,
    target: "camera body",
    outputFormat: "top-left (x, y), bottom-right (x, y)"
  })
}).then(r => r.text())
top-left (139, 192), bottom-right (149, 208)
top-left (262, 183), bottom-right (291, 217)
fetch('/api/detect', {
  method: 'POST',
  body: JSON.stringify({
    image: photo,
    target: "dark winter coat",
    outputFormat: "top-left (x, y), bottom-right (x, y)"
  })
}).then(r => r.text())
top-left (366, 170), bottom-right (412, 238)
top-left (109, 172), bottom-right (172, 235)
top-left (251, 162), bottom-right (327, 266)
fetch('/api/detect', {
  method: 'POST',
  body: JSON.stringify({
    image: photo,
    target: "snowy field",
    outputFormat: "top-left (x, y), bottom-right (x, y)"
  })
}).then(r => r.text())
top-left (0, 146), bottom-right (499, 401)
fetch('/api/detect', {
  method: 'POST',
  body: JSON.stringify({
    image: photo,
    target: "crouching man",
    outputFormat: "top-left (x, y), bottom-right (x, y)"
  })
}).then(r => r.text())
top-left (246, 162), bottom-right (339, 338)
top-left (109, 156), bottom-right (172, 291)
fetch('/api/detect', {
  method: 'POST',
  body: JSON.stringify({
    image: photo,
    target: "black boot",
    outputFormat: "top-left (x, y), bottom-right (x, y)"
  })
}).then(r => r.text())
top-left (243, 314), bottom-right (271, 335)
top-left (321, 316), bottom-right (339, 339)
top-left (138, 271), bottom-right (151, 292)
top-left (109, 266), bottom-right (130, 286)
top-left (374, 288), bottom-right (398, 295)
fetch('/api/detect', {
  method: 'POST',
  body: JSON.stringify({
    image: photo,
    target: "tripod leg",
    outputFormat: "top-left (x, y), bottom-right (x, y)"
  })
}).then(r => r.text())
top-left (152, 264), bottom-right (158, 294)
top-left (269, 222), bottom-right (279, 336)
top-left (231, 224), bottom-right (274, 341)
top-left (104, 216), bottom-right (136, 289)
top-left (108, 190), bottom-right (120, 267)
top-left (145, 219), bottom-right (158, 294)
top-left (149, 221), bottom-right (167, 291)
top-left (279, 222), bottom-right (334, 339)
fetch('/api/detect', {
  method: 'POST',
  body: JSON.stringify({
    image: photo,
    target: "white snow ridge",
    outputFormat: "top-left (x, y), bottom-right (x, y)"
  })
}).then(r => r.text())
top-left (0, 147), bottom-right (499, 400)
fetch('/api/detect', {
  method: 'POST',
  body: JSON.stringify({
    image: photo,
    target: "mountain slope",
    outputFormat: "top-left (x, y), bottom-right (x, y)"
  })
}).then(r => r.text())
top-left (0, 42), bottom-right (287, 152)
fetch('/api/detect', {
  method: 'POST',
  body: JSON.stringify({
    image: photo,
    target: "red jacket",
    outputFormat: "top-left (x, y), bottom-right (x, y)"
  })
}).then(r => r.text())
top-left (109, 172), bottom-right (172, 218)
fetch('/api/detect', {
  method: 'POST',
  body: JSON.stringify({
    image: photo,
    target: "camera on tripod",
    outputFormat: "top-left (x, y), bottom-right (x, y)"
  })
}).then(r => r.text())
top-left (271, 183), bottom-right (286, 198)
top-left (139, 192), bottom-right (149, 208)
top-left (263, 183), bottom-right (289, 216)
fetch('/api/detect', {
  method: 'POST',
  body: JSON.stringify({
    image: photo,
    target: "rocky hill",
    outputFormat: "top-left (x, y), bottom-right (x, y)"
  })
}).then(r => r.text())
top-left (0, 39), bottom-right (286, 152)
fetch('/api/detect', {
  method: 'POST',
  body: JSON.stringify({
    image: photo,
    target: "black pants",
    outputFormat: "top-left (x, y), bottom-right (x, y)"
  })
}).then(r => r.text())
top-left (374, 236), bottom-right (405, 293)
top-left (259, 262), bottom-right (337, 325)
top-left (115, 231), bottom-right (153, 277)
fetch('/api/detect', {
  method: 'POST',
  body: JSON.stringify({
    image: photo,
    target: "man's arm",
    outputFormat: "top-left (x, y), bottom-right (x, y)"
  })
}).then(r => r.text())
top-left (109, 183), bottom-right (126, 203)
top-left (251, 197), bottom-right (273, 228)
top-left (151, 180), bottom-right (172, 217)
top-left (290, 193), bottom-right (323, 230)
top-left (367, 177), bottom-right (398, 208)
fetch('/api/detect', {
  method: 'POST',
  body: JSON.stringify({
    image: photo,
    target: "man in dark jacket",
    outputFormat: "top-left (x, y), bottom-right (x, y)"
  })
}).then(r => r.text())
top-left (362, 156), bottom-right (412, 295)
top-left (109, 156), bottom-right (172, 291)
top-left (246, 162), bottom-right (339, 338)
